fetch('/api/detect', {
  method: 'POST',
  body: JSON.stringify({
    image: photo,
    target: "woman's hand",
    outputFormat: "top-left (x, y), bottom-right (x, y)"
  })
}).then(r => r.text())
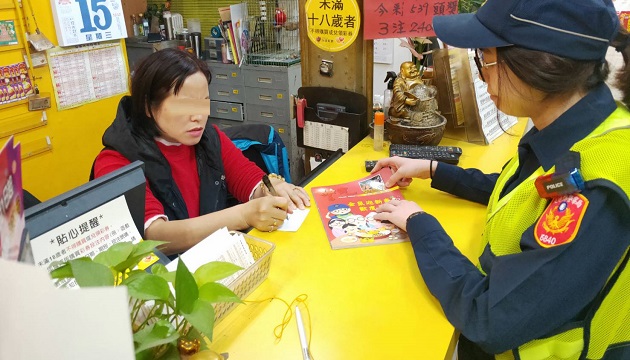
top-left (241, 196), bottom-right (289, 232)
top-left (371, 156), bottom-right (433, 188)
top-left (268, 177), bottom-right (310, 212)
top-left (373, 199), bottom-right (424, 232)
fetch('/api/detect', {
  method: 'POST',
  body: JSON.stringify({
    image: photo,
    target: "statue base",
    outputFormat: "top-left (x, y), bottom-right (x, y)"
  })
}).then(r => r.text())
top-left (385, 113), bottom-right (447, 145)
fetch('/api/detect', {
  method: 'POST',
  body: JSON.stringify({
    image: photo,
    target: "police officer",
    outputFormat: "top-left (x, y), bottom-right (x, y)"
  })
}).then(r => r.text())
top-left (372, 0), bottom-right (630, 358)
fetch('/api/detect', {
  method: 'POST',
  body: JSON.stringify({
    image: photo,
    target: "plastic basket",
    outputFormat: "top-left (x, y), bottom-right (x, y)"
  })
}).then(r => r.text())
top-left (214, 231), bottom-right (275, 323)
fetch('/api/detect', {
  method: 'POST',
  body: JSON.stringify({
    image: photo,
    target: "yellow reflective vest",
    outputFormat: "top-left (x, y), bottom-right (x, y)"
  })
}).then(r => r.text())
top-left (480, 105), bottom-right (630, 360)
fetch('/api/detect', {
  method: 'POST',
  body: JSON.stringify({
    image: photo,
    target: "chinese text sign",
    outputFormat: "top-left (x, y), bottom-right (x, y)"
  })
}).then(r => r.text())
top-left (364, 0), bottom-right (458, 39)
top-left (305, 0), bottom-right (361, 52)
top-left (30, 196), bottom-right (142, 288)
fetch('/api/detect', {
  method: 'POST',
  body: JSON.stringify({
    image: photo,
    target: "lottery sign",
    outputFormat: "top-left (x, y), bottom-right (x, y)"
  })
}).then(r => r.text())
top-left (305, 0), bottom-right (361, 52)
top-left (363, 0), bottom-right (458, 40)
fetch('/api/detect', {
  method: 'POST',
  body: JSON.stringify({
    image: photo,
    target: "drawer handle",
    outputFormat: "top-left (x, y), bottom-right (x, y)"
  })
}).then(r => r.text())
top-left (261, 112), bottom-right (274, 118)
top-left (217, 91), bottom-right (230, 96)
top-left (258, 94), bottom-right (273, 101)
top-left (216, 74), bottom-right (228, 80)
top-left (217, 108), bottom-right (229, 113)
top-left (257, 77), bottom-right (272, 84)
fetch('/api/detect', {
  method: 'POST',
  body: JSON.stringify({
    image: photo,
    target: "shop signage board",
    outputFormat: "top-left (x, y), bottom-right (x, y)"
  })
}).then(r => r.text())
top-left (304, 0), bottom-right (361, 52)
top-left (363, 0), bottom-right (458, 40)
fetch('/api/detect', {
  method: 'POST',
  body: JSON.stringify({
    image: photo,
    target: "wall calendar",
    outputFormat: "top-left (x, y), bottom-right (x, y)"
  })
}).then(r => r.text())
top-left (51, 0), bottom-right (127, 46)
top-left (47, 42), bottom-right (128, 110)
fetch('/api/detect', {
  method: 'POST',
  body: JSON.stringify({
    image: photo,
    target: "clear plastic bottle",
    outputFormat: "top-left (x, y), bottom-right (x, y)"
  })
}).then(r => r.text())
top-left (137, 13), bottom-right (145, 36)
top-left (373, 111), bottom-right (385, 151)
top-left (131, 15), bottom-right (139, 37)
top-left (142, 14), bottom-right (150, 36)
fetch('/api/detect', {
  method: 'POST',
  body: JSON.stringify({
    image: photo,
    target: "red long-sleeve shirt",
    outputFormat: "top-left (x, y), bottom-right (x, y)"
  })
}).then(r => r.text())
top-left (93, 125), bottom-right (264, 227)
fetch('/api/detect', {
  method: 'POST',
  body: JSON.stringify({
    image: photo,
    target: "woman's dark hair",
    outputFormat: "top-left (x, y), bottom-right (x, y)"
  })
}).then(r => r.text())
top-left (496, 46), bottom-right (607, 100)
top-left (130, 48), bottom-right (211, 139)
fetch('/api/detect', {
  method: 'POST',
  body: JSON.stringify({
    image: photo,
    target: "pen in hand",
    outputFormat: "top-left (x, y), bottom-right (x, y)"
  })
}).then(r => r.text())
top-left (262, 174), bottom-right (290, 219)
top-left (262, 174), bottom-right (279, 196)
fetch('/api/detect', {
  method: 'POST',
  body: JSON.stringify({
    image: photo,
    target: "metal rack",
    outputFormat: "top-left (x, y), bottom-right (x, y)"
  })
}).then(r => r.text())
top-left (246, 0), bottom-right (300, 66)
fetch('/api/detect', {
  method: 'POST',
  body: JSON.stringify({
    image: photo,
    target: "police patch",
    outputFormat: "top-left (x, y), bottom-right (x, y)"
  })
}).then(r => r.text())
top-left (534, 193), bottom-right (589, 248)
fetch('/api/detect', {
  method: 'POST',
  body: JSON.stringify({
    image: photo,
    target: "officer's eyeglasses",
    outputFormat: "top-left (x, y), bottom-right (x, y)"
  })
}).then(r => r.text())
top-left (474, 48), bottom-right (498, 82)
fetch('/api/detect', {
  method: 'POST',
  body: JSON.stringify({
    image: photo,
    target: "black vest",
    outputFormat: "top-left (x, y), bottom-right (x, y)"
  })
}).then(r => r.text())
top-left (100, 96), bottom-right (228, 221)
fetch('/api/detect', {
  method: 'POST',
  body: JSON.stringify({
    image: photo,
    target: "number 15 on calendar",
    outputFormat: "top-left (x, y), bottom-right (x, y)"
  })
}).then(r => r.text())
top-left (51, 0), bottom-right (127, 46)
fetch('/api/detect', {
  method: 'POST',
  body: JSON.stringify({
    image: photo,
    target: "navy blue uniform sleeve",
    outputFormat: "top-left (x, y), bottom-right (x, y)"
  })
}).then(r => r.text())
top-left (407, 186), bottom-right (630, 354)
top-left (431, 163), bottom-right (499, 205)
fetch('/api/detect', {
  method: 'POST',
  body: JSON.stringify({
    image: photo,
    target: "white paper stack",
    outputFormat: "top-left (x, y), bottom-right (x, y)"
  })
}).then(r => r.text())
top-left (166, 227), bottom-right (255, 287)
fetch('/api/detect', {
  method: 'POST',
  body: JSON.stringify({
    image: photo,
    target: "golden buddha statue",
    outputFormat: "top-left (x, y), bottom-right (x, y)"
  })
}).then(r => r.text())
top-left (388, 61), bottom-right (439, 127)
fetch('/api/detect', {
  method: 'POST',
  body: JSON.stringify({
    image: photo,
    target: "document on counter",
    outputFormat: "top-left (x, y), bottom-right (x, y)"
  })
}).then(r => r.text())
top-left (277, 208), bottom-right (310, 232)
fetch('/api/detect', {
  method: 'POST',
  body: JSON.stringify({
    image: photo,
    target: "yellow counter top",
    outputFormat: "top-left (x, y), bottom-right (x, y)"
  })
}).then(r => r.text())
top-left (212, 120), bottom-right (527, 360)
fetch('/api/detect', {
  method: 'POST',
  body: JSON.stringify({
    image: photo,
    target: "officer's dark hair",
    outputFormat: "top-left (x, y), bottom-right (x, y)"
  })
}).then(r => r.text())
top-left (130, 48), bottom-right (211, 139)
top-left (496, 46), bottom-right (608, 102)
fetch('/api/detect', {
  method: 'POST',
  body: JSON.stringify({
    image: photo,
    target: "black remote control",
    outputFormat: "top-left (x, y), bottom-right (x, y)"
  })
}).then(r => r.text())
top-left (389, 144), bottom-right (462, 165)
top-left (365, 160), bottom-right (378, 172)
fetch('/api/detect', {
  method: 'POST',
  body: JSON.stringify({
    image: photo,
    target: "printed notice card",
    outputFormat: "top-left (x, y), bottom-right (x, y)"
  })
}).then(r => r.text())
top-left (311, 168), bottom-right (409, 250)
top-left (30, 195), bottom-right (157, 288)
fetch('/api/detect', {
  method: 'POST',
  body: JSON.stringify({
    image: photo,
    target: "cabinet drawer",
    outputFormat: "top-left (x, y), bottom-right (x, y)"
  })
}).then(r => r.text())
top-left (210, 101), bottom-right (244, 122)
top-left (243, 66), bottom-right (288, 89)
top-left (245, 87), bottom-right (288, 108)
top-left (209, 83), bottom-right (245, 103)
top-left (207, 62), bottom-right (243, 86)
top-left (207, 118), bottom-right (241, 131)
top-left (246, 104), bottom-right (290, 124)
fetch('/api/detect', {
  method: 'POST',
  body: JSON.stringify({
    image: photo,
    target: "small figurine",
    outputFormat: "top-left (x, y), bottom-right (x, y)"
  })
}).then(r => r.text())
top-left (388, 61), bottom-right (440, 127)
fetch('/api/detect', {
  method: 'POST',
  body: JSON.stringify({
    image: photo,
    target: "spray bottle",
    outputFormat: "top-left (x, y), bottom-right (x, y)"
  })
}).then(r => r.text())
top-left (383, 71), bottom-right (397, 119)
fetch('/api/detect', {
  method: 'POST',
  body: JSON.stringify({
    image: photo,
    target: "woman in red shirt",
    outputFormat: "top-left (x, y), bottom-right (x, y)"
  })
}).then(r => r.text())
top-left (93, 49), bottom-right (309, 255)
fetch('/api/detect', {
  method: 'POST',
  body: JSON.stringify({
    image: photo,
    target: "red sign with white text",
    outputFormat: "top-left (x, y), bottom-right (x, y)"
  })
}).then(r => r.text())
top-left (363, 0), bottom-right (458, 40)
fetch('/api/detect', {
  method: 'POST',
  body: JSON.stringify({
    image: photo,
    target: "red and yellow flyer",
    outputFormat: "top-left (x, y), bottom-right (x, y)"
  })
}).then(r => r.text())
top-left (311, 168), bottom-right (409, 249)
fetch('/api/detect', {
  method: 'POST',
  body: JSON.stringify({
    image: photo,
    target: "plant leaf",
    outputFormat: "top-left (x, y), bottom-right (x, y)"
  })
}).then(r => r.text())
top-left (113, 253), bottom-right (151, 273)
top-left (132, 240), bottom-right (168, 257)
top-left (133, 319), bottom-right (179, 354)
top-left (198, 282), bottom-right (242, 304)
top-left (151, 263), bottom-right (176, 283)
top-left (111, 240), bottom-right (167, 272)
top-left (93, 241), bottom-right (134, 267)
top-left (182, 299), bottom-right (215, 341)
top-left (175, 259), bottom-right (199, 314)
top-left (120, 269), bottom-right (146, 283)
top-left (49, 263), bottom-right (73, 279)
top-left (156, 344), bottom-right (180, 360)
top-left (184, 327), bottom-right (208, 351)
top-left (124, 272), bottom-right (171, 301)
top-left (193, 261), bottom-right (242, 285)
top-left (69, 258), bottom-right (115, 287)
top-left (135, 348), bottom-right (153, 360)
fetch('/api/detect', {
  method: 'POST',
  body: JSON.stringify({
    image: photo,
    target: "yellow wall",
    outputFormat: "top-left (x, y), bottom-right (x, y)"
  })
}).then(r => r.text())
top-left (0, 0), bottom-right (128, 202)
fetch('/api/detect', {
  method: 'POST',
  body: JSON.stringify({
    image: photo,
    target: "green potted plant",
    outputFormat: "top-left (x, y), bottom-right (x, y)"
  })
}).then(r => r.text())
top-left (50, 240), bottom-right (242, 360)
top-left (458, 0), bottom-right (483, 13)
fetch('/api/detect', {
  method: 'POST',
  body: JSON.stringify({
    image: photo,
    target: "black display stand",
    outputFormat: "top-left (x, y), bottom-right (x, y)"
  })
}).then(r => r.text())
top-left (296, 87), bottom-right (368, 152)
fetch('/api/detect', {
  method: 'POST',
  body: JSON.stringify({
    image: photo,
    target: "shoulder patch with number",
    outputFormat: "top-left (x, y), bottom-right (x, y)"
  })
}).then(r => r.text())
top-left (534, 193), bottom-right (589, 248)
